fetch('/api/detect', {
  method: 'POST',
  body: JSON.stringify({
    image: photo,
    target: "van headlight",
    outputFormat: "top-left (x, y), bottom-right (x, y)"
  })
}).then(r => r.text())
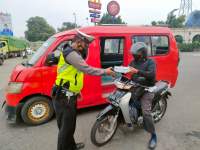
top-left (6, 82), bottom-right (23, 94)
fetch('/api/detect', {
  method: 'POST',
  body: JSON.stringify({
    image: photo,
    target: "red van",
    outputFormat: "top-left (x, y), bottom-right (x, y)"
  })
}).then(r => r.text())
top-left (4, 26), bottom-right (179, 125)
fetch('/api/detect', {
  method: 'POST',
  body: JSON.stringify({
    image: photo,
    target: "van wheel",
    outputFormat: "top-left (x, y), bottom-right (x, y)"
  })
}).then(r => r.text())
top-left (21, 96), bottom-right (54, 125)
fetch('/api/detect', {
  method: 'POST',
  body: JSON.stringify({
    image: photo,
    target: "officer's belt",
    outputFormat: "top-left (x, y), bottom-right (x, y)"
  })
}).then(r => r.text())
top-left (55, 85), bottom-right (77, 97)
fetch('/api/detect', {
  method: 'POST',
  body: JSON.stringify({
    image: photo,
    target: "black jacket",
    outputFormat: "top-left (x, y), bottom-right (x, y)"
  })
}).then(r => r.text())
top-left (129, 58), bottom-right (156, 86)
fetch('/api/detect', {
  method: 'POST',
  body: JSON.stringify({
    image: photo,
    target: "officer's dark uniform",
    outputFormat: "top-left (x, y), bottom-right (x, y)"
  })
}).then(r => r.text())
top-left (52, 31), bottom-right (106, 150)
top-left (129, 57), bottom-right (156, 134)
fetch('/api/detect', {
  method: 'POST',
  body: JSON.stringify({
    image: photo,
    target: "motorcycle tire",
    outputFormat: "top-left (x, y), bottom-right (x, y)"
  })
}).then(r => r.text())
top-left (91, 115), bottom-right (118, 147)
top-left (152, 98), bottom-right (167, 123)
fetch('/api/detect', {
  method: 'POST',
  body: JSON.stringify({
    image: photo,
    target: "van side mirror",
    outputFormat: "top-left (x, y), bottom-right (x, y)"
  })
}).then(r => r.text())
top-left (45, 53), bottom-right (59, 66)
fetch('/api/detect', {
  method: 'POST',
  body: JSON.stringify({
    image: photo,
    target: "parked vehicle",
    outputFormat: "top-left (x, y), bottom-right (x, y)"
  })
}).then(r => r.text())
top-left (90, 75), bottom-right (171, 146)
top-left (0, 36), bottom-right (28, 58)
top-left (4, 26), bottom-right (179, 125)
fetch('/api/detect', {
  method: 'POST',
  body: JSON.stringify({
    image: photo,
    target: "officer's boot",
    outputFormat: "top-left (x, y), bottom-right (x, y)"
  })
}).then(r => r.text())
top-left (148, 133), bottom-right (157, 149)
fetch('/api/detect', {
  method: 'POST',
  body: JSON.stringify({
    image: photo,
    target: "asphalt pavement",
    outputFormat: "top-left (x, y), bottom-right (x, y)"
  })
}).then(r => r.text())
top-left (0, 53), bottom-right (200, 150)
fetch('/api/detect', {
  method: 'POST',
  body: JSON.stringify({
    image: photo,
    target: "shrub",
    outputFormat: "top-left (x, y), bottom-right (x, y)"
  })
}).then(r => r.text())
top-left (178, 42), bottom-right (200, 52)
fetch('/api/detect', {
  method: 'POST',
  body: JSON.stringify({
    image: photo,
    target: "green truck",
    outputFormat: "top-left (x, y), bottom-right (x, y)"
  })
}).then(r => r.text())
top-left (0, 36), bottom-right (28, 59)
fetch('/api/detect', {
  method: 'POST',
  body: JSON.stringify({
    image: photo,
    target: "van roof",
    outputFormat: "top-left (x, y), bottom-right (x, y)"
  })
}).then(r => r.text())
top-left (54, 26), bottom-right (172, 38)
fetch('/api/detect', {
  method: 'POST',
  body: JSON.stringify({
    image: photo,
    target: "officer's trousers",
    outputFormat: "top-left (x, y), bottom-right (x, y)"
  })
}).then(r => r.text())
top-left (52, 91), bottom-right (78, 150)
top-left (141, 92), bottom-right (155, 134)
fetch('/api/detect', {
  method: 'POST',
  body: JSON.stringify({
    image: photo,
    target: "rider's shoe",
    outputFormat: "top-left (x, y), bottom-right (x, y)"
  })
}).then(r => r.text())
top-left (75, 143), bottom-right (85, 150)
top-left (148, 133), bottom-right (157, 150)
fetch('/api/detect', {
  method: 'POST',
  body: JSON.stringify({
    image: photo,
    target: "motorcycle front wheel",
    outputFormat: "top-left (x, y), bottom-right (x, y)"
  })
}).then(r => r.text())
top-left (90, 115), bottom-right (118, 147)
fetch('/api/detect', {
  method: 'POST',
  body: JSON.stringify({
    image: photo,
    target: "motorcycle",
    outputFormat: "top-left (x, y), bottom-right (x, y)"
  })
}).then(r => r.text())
top-left (90, 74), bottom-right (171, 147)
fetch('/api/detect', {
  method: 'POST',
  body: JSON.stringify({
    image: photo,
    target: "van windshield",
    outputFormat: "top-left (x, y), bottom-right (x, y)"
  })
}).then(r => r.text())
top-left (28, 37), bottom-right (56, 65)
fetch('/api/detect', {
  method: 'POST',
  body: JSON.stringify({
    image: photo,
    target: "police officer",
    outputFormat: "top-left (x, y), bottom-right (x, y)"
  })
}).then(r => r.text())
top-left (52, 30), bottom-right (115, 150)
top-left (128, 42), bottom-right (157, 149)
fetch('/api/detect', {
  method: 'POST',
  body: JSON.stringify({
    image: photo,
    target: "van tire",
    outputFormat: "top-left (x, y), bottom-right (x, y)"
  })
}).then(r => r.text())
top-left (21, 96), bottom-right (54, 125)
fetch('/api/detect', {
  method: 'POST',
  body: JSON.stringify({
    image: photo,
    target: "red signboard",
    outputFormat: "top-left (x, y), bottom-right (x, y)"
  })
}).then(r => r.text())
top-left (88, 1), bottom-right (102, 10)
top-left (91, 18), bottom-right (100, 23)
top-left (107, 1), bottom-right (120, 16)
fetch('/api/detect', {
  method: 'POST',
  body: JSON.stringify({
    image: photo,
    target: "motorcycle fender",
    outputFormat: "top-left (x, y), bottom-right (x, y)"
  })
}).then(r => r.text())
top-left (119, 92), bottom-right (132, 124)
top-left (96, 105), bottom-right (114, 121)
top-left (162, 91), bottom-right (171, 99)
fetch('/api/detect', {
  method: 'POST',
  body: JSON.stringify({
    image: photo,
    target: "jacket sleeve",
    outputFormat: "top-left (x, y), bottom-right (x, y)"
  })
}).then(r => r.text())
top-left (64, 51), bottom-right (105, 76)
top-left (137, 59), bottom-right (156, 80)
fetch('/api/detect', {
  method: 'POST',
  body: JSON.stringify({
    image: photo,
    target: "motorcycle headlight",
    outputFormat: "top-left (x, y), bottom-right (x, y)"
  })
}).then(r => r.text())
top-left (6, 82), bottom-right (23, 94)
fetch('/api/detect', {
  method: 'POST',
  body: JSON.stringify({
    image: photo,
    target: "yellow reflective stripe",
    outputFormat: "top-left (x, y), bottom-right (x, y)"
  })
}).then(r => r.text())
top-left (58, 64), bottom-right (68, 74)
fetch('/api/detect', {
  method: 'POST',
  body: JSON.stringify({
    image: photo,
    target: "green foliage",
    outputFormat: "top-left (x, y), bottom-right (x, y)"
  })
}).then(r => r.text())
top-left (99, 13), bottom-right (126, 24)
top-left (167, 15), bottom-right (185, 28)
top-left (151, 15), bottom-right (185, 28)
top-left (192, 35), bottom-right (200, 43)
top-left (175, 35), bottom-right (183, 44)
top-left (58, 22), bottom-right (80, 32)
top-left (25, 16), bottom-right (56, 42)
top-left (178, 42), bottom-right (200, 52)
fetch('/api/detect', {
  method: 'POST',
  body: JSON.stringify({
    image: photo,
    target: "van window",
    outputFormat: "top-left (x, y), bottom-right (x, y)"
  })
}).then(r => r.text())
top-left (52, 40), bottom-right (72, 58)
top-left (100, 37), bottom-right (124, 68)
top-left (151, 36), bottom-right (169, 55)
top-left (132, 35), bottom-right (169, 56)
top-left (132, 36), bottom-right (151, 56)
top-left (100, 37), bottom-right (124, 84)
top-left (28, 37), bottom-right (56, 65)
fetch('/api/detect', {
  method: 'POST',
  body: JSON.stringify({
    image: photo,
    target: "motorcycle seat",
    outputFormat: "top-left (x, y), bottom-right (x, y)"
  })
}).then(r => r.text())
top-left (148, 81), bottom-right (168, 94)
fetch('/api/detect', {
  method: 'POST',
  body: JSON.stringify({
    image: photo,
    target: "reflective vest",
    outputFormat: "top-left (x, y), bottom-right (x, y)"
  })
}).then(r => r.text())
top-left (55, 52), bottom-right (84, 93)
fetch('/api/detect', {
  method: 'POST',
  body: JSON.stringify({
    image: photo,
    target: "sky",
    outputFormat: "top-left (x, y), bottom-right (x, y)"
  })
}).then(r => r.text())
top-left (0, 0), bottom-right (200, 37)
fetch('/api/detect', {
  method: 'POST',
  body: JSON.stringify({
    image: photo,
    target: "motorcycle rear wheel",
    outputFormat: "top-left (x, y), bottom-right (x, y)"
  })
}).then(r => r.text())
top-left (91, 115), bottom-right (118, 147)
top-left (152, 98), bottom-right (167, 123)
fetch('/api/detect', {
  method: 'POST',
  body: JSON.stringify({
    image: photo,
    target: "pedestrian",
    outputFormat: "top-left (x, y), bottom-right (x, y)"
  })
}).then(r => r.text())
top-left (51, 30), bottom-right (116, 150)
top-left (128, 42), bottom-right (157, 149)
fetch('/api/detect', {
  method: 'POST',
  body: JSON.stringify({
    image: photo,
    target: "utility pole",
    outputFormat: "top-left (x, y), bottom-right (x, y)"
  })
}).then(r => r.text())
top-left (73, 12), bottom-right (77, 28)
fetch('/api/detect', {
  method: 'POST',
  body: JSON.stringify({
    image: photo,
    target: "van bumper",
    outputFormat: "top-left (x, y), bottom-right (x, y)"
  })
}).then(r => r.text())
top-left (4, 103), bottom-right (18, 124)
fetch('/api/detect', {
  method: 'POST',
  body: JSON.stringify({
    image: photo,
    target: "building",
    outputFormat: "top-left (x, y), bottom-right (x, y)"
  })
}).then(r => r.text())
top-left (172, 28), bottom-right (200, 43)
top-left (0, 12), bottom-right (13, 36)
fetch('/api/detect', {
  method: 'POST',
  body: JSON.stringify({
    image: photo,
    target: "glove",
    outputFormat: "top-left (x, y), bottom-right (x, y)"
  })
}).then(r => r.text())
top-left (105, 67), bottom-right (116, 77)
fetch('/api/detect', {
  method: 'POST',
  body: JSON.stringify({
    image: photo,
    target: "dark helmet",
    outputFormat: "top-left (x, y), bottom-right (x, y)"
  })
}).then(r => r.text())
top-left (130, 42), bottom-right (148, 61)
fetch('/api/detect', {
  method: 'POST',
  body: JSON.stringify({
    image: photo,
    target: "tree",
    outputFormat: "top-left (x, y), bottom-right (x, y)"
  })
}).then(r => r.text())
top-left (25, 16), bottom-right (56, 42)
top-left (57, 22), bottom-right (80, 32)
top-left (99, 13), bottom-right (126, 24)
top-left (151, 20), bottom-right (166, 26)
top-left (151, 15), bottom-right (185, 28)
top-left (166, 15), bottom-right (185, 28)
top-left (151, 21), bottom-right (157, 26)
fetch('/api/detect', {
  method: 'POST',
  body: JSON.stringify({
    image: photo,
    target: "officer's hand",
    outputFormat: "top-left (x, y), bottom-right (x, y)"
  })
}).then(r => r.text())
top-left (105, 67), bottom-right (116, 77)
top-left (128, 67), bottom-right (139, 74)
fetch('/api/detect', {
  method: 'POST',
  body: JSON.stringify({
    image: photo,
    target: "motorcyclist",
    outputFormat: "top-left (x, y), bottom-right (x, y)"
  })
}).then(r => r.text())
top-left (128, 42), bottom-right (157, 149)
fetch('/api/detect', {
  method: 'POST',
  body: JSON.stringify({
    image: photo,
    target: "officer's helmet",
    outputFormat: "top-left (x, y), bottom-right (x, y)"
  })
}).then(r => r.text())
top-left (75, 30), bottom-right (95, 44)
